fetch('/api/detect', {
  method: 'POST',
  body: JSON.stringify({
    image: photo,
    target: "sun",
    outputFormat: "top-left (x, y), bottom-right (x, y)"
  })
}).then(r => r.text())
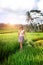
top-left (8, 21), bottom-right (15, 25)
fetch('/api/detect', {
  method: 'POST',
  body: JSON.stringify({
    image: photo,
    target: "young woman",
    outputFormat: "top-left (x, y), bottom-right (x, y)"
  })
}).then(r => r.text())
top-left (18, 25), bottom-right (25, 49)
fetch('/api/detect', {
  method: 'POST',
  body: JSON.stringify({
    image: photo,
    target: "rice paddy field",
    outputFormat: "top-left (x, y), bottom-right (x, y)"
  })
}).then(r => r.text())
top-left (0, 32), bottom-right (43, 65)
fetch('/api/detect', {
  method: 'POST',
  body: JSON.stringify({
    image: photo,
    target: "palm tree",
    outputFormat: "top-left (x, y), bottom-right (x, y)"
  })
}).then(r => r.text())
top-left (31, 10), bottom-right (41, 31)
top-left (40, 13), bottom-right (43, 32)
top-left (26, 11), bottom-right (34, 32)
top-left (26, 10), bottom-right (42, 32)
top-left (30, 10), bottom-right (41, 13)
top-left (26, 11), bottom-right (31, 21)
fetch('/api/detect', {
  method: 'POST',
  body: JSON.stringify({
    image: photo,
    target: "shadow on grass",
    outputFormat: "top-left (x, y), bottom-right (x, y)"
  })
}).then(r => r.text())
top-left (0, 40), bottom-right (19, 62)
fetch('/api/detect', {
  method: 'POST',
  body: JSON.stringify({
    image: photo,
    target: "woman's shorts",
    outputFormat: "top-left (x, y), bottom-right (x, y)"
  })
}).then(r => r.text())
top-left (18, 36), bottom-right (24, 42)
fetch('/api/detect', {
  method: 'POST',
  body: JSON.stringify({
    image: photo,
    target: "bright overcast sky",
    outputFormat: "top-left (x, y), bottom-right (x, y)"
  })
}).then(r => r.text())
top-left (0, 0), bottom-right (43, 24)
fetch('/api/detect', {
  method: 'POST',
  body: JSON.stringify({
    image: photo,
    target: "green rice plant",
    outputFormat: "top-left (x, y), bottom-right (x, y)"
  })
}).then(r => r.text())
top-left (0, 33), bottom-right (19, 61)
top-left (8, 46), bottom-right (43, 65)
top-left (0, 32), bottom-right (43, 65)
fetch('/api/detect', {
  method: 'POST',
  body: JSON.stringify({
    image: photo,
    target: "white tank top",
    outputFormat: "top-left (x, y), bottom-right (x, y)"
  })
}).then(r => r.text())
top-left (20, 30), bottom-right (24, 37)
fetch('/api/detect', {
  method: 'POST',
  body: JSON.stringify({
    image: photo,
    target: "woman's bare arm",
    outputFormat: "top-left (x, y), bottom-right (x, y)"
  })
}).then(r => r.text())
top-left (18, 30), bottom-right (20, 37)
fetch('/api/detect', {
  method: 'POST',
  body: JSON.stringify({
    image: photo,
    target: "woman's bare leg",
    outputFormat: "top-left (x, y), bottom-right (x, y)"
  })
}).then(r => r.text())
top-left (20, 42), bottom-right (22, 49)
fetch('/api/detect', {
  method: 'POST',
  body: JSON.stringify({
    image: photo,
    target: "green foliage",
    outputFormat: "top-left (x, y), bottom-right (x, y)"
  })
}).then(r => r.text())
top-left (8, 46), bottom-right (43, 65)
top-left (0, 33), bottom-right (19, 61)
top-left (0, 33), bottom-right (43, 65)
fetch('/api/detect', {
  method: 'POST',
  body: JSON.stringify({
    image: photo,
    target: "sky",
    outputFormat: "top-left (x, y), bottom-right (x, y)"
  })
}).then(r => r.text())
top-left (0, 0), bottom-right (43, 24)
